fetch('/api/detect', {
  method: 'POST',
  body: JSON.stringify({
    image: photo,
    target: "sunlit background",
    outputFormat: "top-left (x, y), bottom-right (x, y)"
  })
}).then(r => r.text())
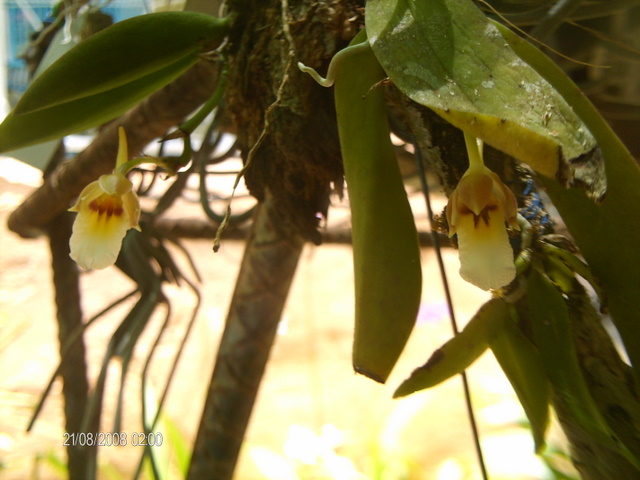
top-left (1, 154), bottom-right (578, 479)
top-left (0, 0), bottom-right (580, 478)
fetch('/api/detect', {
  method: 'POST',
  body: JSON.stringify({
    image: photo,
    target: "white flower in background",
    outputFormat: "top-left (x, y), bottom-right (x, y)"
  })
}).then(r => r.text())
top-left (446, 134), bottom-right (519, 290)
top-left (282, 424), bottom-right (367, 480)
top-left (69, 127), bottom-right (140, 270)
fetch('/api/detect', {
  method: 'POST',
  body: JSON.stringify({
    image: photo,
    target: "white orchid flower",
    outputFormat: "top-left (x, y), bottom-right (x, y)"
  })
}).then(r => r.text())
top-left (69, 127), bottom-right (140, 270)
top-left (446, 134), bottom-right (519, 290)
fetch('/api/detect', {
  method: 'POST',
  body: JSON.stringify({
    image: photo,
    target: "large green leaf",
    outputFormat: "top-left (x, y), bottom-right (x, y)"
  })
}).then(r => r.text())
top-left (0, 12), bottom-right (229, 153)
top-left (495, 24), bottom-right (640, 383)
top-left (0, 55), bottom-right (197, 152)
top-left (334, 31), bottom-right (422, 383)
top-left (14, 12), bottom-right (229, 114)
top-left (365, 0), bottom-right (601, 193)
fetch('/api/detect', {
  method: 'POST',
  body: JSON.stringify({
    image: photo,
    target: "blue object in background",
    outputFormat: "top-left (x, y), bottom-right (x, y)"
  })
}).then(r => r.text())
top-left (4, 0), bottom-right (146, 105)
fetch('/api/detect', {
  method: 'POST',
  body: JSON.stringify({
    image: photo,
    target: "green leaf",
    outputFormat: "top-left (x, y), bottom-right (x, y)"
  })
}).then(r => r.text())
top-left (489, 311), bottom-right (550, 452)
top-left (496, 23), bottom-right (640, 384)
top-left (394, 298), bottom-right (506, 397)
top-left (0, 12), bottom-right (229, 153)
top-left (0, 54), bottom-right (197, 153)
top-left (365, 0), bottom-right (600, 188)
top-left (527, 269), bottom-right (619, 449)
top-left (14, 12), bottom-right (229, 114)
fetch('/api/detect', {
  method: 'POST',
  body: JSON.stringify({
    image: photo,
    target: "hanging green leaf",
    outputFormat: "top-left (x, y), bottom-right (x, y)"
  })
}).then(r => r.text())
top-left (489, 311), bottom-right (550, 452)
top-left (526, 268), bottom-right (632, 460)
top-left (332, 31), bottom-right (422, 383)
top-left (394, 298), bottom-right (506, 397)
top-left (0, 12), bottom-right (229, 153)
top-left (365, 0), bottom-right (602, 193)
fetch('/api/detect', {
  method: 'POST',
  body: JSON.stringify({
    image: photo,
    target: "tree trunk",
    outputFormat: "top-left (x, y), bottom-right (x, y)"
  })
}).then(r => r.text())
top-left (48, 209), bottom-right (91, 480)
top-left (187, 194), bottom-right (304, 479)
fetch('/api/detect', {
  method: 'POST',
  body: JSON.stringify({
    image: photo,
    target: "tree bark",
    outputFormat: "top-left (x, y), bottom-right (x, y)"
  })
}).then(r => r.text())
top-left (187, 194), bottom-right (305, 480)
top-left (47, 210), bottom-right (91, 480)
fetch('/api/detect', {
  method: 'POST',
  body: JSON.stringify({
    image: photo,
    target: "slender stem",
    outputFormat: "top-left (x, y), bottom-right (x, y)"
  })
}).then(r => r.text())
top-left (180, 66), bottom-right (228, 134)
top-left (116, 135), bottom-right (193, 176)
top-left (463, 131), bottom-right (484, 169)
top-left (414, 145), bottom-right (490, 480)
top-left (116, 127), bottom-right (129, 170)
top-left (116, 157), bottom-right (156, 176)
top-left (297, 38), bottom-right (370, 87)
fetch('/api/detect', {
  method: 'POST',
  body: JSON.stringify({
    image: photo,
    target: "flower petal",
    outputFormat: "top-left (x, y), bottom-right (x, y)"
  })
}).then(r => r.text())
top-left (98, 173), bottom-right (133, 196)
top-left (122, 190), bottom-right (141, 230)
top-left (69, 180), bottom-right (102, 212)
top-left (115, 126), bottom-right (129, 170)
top-left (489, 170), bottom-right (519, 229)
top-left (458, 169), bottom-right (494, 215)
top-left (456, 206), bottom-right (516, 291)
top-left (69, 193), bottom-right (131, 269)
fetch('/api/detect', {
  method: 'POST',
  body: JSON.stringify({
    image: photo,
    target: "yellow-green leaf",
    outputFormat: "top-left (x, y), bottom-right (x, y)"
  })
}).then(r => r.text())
top-left (365, 0), bottom-right (600, 188)
top-left (495, 21), bottom-right (640, 386)
top-left (394, 298), bottom-right (506, 397)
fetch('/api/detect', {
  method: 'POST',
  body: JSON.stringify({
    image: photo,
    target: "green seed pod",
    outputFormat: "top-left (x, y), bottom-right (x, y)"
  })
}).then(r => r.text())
top-left (332, 31), bottom-right (422, 383)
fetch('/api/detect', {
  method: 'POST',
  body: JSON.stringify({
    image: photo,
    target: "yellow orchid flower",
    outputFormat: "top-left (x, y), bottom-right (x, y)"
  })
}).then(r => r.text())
top-left (69, 127), bottom-right (140, 270)
top-left (446, 133), bottom-right (519, 291)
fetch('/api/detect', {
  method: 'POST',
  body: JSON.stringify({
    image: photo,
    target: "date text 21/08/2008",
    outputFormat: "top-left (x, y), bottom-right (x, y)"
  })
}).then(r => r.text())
top-left (62, 431), bottom-right (163, 447)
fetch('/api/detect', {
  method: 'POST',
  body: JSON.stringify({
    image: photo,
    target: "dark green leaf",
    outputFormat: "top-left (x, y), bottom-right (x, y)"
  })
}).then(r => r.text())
top-left (14, 12), bottom-right (229, 114)
top-left (0, 12), bottom-right (229, 153)
top-left (489, 313), bottom-right (550, 451)
top-left (0, 55), bottom-right (197, 152)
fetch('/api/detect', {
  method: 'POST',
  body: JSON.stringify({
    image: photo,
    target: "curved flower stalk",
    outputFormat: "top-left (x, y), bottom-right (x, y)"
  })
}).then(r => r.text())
top-left (69, 127), bottom-right (141, 270)
top-left (446, 133), bottom-right (519, 290)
